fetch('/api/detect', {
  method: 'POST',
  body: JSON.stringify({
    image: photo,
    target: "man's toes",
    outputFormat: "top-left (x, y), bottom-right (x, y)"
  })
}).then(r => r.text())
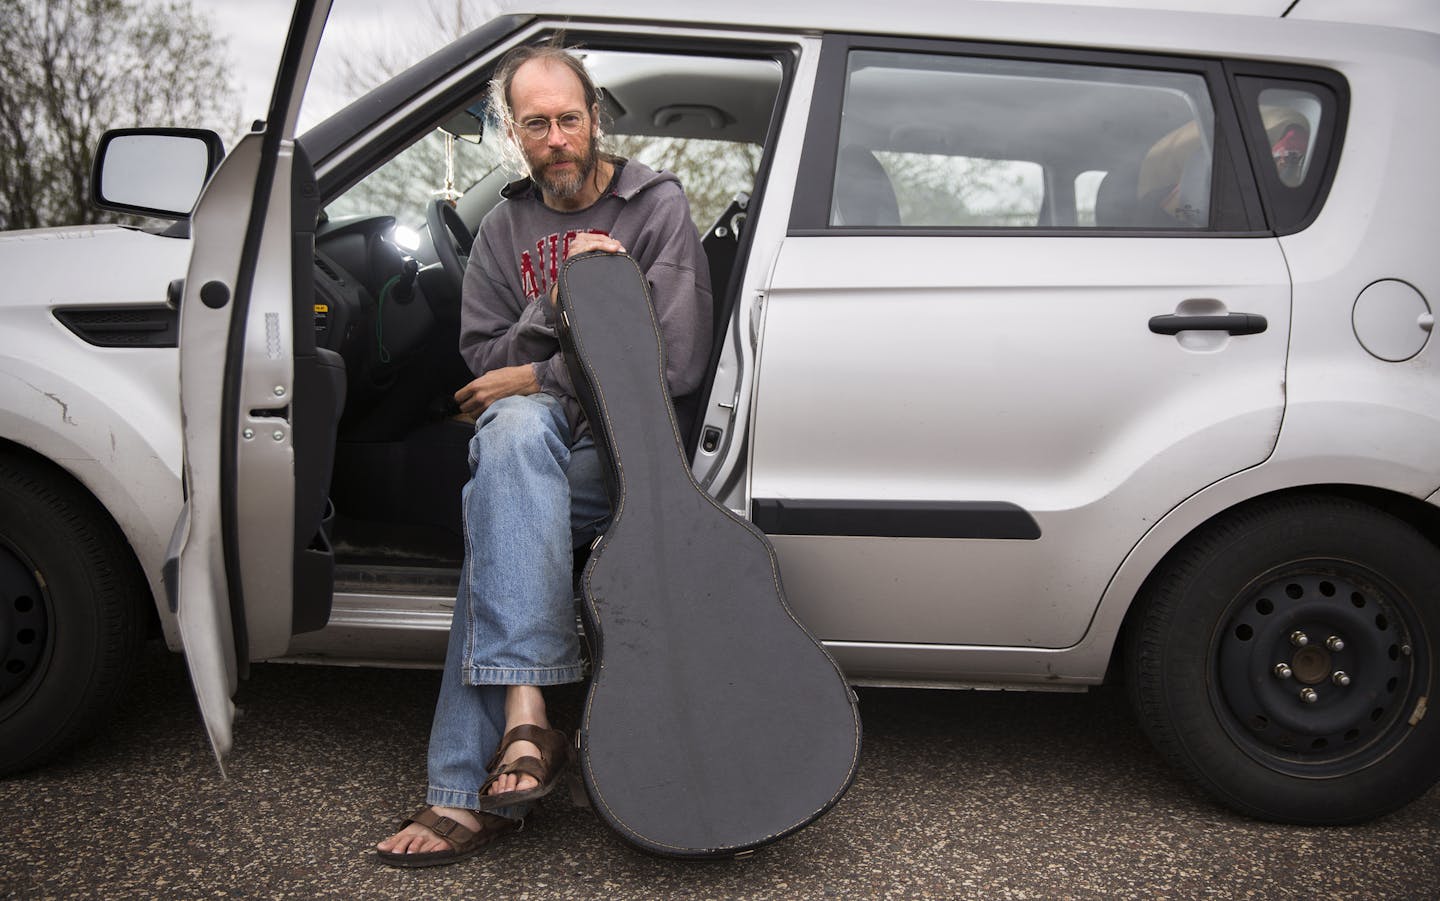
top-left (377, 826), bottom-right (412, 853)
top-left (379, 822), bottom-right (444, 855)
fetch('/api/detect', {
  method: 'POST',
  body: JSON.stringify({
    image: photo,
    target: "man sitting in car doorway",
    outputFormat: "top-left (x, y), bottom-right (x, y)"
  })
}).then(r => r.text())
top-left (376, 37), bottom-right (713, 866)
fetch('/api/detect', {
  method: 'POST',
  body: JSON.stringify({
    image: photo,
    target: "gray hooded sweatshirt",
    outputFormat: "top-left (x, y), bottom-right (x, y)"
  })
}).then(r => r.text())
top-left (459, 158), bottom-right (713, 441)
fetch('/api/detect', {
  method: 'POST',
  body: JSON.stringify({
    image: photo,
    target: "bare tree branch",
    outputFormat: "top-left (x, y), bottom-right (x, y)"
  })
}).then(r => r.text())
top-left (0, 0), bottom-right (239, 230)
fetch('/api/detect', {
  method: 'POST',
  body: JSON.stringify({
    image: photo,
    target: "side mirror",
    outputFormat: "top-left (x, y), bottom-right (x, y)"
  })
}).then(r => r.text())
top-left (90, 128), bottom-right (226, 220)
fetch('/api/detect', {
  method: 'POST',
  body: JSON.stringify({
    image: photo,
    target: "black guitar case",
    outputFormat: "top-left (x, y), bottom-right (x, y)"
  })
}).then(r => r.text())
top-left (555, 252), bottom-right (861, 859)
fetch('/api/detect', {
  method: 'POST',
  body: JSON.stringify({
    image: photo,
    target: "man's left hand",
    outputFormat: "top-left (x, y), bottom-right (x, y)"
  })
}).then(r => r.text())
top-left (550, 233), bottom-right (628, 306)
top-left (454, 364), bottom-right (541, 419)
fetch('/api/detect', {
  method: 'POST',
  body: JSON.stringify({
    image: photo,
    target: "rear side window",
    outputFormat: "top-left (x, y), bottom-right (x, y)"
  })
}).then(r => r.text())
top-left (830, 50), bottom-right (1217, 230)
top-left (1233, 71), bottom-right (1347, 235)
top-left (1258, 87), bottom-right (1322, 187)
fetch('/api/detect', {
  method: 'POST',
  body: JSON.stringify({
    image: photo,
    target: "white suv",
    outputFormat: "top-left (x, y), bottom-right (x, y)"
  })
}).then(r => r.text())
top-left (2, 0), bottom-right (1437, 825)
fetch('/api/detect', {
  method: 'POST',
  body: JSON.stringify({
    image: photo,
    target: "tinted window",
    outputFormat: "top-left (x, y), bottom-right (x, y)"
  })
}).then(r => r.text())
top-left (831, 51), bottom-right (1217, 230)
top-left (1258, 87), bottom-right (1323, 188)
top-left (1233, 72), bottom-right (1345, 235)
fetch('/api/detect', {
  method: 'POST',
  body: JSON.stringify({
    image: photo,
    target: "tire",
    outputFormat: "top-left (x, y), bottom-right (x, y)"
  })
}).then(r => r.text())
top-left (1127, 495), bottom-right (1440, 824)
top-left (0, 453), bottom-right (147, 776)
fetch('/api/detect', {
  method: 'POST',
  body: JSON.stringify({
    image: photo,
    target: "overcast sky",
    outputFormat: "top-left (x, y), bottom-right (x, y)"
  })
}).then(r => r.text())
top-left (194, 0), bottom-right (503, 128)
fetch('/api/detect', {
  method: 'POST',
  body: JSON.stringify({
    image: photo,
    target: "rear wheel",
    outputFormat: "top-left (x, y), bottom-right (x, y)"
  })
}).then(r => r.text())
top-left (1128, 496), bottom-right (1440, 824)
top-left (0, 453), bottom-right (147, 775)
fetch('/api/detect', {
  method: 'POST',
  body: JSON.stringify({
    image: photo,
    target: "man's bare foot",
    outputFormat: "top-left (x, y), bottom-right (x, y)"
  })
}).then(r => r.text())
top-left (375, 806), bottom-right (479, 855)
top-left (486, 685), bottom-right (551, 799)
top-left (487, 736), bottom-right (544, 797)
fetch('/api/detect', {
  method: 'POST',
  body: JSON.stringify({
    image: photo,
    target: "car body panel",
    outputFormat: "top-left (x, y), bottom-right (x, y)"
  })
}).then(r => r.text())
top-left (170, 0), bottom-right (332, 766)
top-left (0, 225), bottom-right (189, 644)
top-left (753, 236), bottom-right (1291, 648)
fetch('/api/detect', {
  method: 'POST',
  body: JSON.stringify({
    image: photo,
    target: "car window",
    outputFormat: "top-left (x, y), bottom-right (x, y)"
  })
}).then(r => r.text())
top-left (325, 130), bottom-right (503, 233)
top-left (1074, 169), bottom-right (1106, 226)
top-left (872, 151), bottom-right (1042, 226)
top-left (1232, 71), bottom-right (1345, 236)
top-left (831, 50), bottom-right (1217, 230)
top-left (1258, 87), bottom-right (1323, 188)
top-left (609, 135), bottom-right (764, 233)
top-left (324, 51), bottom-right (777, 237)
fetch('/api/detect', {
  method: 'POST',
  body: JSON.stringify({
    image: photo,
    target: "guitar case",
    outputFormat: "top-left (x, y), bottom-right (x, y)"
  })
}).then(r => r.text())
top-left (555, 252), bottom-right (861, 859)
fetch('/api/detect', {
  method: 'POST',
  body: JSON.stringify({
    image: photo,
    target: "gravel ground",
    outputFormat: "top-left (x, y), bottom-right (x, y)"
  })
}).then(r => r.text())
top-left (2, 641), bottom-right (1437, 900)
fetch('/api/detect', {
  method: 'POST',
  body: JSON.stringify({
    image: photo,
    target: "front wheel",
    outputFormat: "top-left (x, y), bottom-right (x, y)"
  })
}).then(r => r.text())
top-left (1127, 495), bottom-right (1440, 824)
top-left (0, 453), bottom-right (147, 775)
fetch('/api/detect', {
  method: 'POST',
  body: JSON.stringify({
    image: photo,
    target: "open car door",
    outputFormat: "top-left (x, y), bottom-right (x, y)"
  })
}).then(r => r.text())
top-left (167, 0), bottom-right (341, 772)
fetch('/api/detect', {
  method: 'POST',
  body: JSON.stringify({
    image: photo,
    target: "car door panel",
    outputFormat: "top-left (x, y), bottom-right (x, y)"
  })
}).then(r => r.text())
top-left (171, 0), bottom-right (332, 766)
top-left (752, 234), bottom-right (1290, 648)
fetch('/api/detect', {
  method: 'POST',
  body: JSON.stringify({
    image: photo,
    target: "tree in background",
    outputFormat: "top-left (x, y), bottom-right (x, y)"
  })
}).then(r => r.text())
top-left (0, 0), bottom-right (238, 230)
top-left (316, 0), bottom-right (500, 231)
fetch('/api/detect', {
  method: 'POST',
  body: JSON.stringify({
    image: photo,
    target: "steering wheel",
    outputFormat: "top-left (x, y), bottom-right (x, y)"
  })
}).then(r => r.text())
top-left (425, 197), bottom-right (474, 292)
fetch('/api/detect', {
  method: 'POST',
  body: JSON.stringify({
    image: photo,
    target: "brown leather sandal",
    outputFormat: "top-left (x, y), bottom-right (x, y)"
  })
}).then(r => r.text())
top-left (476, 724), bottom-right (572, 811)
top-left (375, 807), bottom-right (521, 868)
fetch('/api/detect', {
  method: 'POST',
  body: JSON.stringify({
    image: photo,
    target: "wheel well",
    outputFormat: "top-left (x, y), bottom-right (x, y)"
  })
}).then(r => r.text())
top-left (1106, 483), bottom-right (1440, 684)
top-left (0, 438), bottom-right (160, 638)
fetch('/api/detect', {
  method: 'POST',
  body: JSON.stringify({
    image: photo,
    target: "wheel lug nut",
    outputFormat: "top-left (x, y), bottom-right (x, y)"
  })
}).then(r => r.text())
top-left (1326, 635), bottom-right (1345, 652)
top-left (1273, 663), bottom-right (1293, 679)
top-left (1290, 631), bottom-right (1310, 648)
top-left (1300, 688), bottom-right (1319, 704)
top-left (1332, 671), bottom-right (1351, 687)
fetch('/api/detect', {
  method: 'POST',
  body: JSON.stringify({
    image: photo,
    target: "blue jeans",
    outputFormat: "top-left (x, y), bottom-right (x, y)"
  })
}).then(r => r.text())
top-left (426, 394), bottom-right (609, 815)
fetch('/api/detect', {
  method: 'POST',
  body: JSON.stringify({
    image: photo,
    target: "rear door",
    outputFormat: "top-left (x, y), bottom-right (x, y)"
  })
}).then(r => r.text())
top-left (750, 37), bottom-right (1289, 657)
top-left (168, 0), bottom-right (334, 769)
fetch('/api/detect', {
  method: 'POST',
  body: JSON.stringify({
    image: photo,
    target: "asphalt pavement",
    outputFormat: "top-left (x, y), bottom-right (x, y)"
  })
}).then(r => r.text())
top-left (2, 641), bottom-right (1437, 900)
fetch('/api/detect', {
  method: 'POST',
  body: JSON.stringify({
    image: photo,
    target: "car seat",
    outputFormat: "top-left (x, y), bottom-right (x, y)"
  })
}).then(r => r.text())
top-left (831, 145), bottom-right (901, 227)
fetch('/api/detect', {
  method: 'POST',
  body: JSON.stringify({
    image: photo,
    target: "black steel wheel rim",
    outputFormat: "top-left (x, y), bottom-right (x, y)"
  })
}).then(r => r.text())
top-left (0, 537), bottom-right (49, 709)
top-left (1209, 559), bottom-right (1429, 777)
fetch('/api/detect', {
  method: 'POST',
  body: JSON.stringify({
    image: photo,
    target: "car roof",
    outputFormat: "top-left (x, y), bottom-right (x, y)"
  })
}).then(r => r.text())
top-left (488, 0), bottom-right (1299, 26)
top-left (481, 0), bottom-right (1440, 57)
top-left (1288, 0), bottom-right (1440, 35)
top-left (496, 0), bottom-right (1440, 40)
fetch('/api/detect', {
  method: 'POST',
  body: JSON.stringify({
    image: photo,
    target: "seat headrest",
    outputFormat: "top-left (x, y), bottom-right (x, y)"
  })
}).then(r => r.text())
top-left (832, 146), bottom-right (901, 227)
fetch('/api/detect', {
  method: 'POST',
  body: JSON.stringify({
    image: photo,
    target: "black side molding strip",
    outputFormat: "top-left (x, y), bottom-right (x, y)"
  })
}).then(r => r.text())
top-left (752, 499), bottom-right (1041, 540)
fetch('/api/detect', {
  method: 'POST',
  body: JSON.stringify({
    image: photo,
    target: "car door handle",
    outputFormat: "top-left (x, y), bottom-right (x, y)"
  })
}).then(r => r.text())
top-left (1148, 312), bottom-right (1268, 336)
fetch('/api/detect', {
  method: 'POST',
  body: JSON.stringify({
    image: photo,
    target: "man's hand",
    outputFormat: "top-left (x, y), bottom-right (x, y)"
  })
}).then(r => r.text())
top-left (568, 232), bottom-right (625, 259)
top-left (550, 233), bottom-right (628, 306)
top-left (454, 364), bottom-right (540, 418)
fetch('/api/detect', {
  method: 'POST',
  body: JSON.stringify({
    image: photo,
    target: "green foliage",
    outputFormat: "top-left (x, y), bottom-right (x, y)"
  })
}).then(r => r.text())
top-left (875, 151), bottom-right (1043, 228)
top-left (609, 135), bottom-right (762, 233)
top-left (0, 0), bottom-right (238, 230)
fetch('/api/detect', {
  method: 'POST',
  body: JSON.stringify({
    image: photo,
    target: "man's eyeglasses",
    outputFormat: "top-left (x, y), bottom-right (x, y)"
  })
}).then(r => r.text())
top-left (517, 112), bottom-right (587, 141)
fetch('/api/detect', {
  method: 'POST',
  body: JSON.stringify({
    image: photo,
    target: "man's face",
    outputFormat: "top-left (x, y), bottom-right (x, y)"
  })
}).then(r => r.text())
top-left (509, 58), bottom-right (597, 201)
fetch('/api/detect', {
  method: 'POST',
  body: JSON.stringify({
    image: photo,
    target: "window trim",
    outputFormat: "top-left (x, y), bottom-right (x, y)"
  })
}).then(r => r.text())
top-left (789, 33), bottom-right (1267, 237)
top-left (308, 27), bottom-right (800, 206)
top-left (1225, 61), bottom-right (1349, 237)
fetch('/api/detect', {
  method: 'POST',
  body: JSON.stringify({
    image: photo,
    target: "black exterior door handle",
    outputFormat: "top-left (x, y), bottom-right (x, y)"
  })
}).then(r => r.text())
top-left (1148, 312), bottom-right (1268, 336)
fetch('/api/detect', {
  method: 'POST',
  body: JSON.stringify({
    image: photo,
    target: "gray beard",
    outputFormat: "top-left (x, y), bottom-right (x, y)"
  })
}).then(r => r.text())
top-left (534, 144), bottom-right (597, 200)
